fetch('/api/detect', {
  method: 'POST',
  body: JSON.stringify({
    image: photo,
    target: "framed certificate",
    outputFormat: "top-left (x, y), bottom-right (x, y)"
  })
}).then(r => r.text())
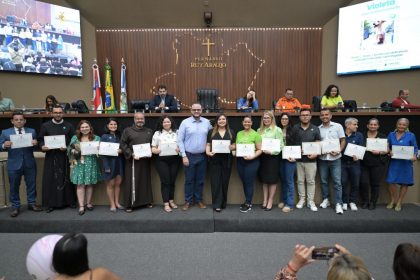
top-left (321, 139), bottom-right (340, 154)
top-left (302, 142), bottom-right (321, 155)
top-left (236, 144), bottom-right (255, 157)
top-left (212, 140), bottom-right (231, 154)
top-left (44, 135), bottom-right (66, 149)
top-left (261, 138), bottom-right (281, 153)
top-left (391, 145), bottom-right (414, 160)
top-left (344, 143), bottom-right (366, 160)
top-left (159, 142), bottom-right (178, 156)
top-left (98, 142), bottom-right (120, 156)
top-left (282, 146), bottom-right (301, 159)
top-left (366, 138), bottom-right (388, 152)
top-left (80, 141), bottom-right (100, 155)
top-left (133, 143), bottom-right (152, 158)
top-left (10, 133), bottom-right (33, 149)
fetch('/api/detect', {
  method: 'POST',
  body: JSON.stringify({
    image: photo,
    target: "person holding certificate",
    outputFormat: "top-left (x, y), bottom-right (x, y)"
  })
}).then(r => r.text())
top-left (360, 118), bottom-right (388, 210)
top-left (318, 108), bottom-right (346, 214)
top-left (68, 120), bottom-right (101, 215)
top-left (386, 118), bottom-right (418, 211)
top-left (277, 112), bottom-right (297, 213)
top-left (290, 108), bottom-right (321, 212)
top-left (39, 105), bottom-right (76, 213)
top-left (120, 112), bottom-right (154, 212)
top-left (236, 116), bottom-right (262, 213)
top-left (100, 118), bottom-right (124, 212)
top-left (206, 114), bottom-right (236, 212)
top-left (0, 111), bottom-right (42, 217)
top-left (341, 118), bottom-right (364, 212)
top-left (256, 111), bottom-right (283, 211)
top-left (151, 115), bottom-right (181, 213)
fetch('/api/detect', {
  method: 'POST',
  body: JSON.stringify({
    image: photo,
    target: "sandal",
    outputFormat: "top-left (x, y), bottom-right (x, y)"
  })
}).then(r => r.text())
top-left (86, 204), bottom-right (94, 211)
top-left (169, 201), bottom-right (178, 209)
top-left (116, 205), bottom-right (125, 210)
top-left (78, 206), bottom-right (85, 216)
top-left (164, 204), bottom-right (172, 213)
top-left (110, 207), bottom-right (117, 213)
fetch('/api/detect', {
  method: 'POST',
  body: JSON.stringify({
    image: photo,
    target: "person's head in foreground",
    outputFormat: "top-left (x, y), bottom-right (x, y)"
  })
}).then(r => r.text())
top-left (393, 243), bottom-right (420, 280)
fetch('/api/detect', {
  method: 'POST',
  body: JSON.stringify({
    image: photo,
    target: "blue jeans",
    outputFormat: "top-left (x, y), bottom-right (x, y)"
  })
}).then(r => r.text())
top-left (8, 165), bottom-right (37, 209)
top-left (341, 160), bottom-right (361, 204)
top-left (279, 159), bottom-right (296, 207)
top-left (183, 153), bottom-right (207, 203)
top-left (318, 159), bottom-right (342, 204)
top-left (237, 157), bottom-right (260, 205)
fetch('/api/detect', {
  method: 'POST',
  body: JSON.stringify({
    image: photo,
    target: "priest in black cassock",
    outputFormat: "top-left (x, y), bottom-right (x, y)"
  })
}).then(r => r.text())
top-left (38, 105), bottom-right (76, 212)
top-left (120, 112), bottom-right (153, 212)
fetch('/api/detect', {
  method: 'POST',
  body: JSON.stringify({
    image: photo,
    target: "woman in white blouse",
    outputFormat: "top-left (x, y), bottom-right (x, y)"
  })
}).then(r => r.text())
top-left (151, 115), bottom-right (181, 212)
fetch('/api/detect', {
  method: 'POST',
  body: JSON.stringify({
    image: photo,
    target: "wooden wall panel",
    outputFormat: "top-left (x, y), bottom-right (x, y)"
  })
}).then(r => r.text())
top-left (96, 28), bottom-right (322, 111)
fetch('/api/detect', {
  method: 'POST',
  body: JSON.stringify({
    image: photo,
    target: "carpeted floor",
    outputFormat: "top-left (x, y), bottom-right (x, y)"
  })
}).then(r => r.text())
top-left (1, 232), bottom-right (420, 280)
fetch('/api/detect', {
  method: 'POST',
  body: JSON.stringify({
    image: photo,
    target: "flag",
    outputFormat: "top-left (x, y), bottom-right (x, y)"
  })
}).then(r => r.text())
top-left (91, 63), bottom-right (103, 114)
top-left (104, 63), bottom-right (116, 113)
top-left (120, 61), bottom-right (128, 113)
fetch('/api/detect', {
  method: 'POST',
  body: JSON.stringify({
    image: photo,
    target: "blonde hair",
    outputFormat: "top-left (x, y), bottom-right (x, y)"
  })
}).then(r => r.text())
top-left (259, 110), bottom-right (277, 133)
top-left (327, 254), bottom-right (372, 280)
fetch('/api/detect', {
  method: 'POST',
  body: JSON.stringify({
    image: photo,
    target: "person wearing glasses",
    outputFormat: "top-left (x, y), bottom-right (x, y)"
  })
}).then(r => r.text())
top-left (177, 103), bottom-right (212, 211)
top-left (38, 105), bottom-right (76, 213)
top-left (149, 84), bottom-right (179, 112)
top-left (275, 88), bottom-right (302, 113)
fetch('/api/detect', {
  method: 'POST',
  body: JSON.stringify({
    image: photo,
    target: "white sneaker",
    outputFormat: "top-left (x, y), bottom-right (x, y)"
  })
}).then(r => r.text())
top-left (307, 201), bottom-right (318, 212)
top-left (335, 203), bottom-right (343, 214)
top-left (342, 203), bottom-right (348, 211)
top-left (349, 202), bottom-right (358, 211)
top-left (320, 198), bottom-right (330, 209)
top-left (296, 198), bottom-right (305, 209)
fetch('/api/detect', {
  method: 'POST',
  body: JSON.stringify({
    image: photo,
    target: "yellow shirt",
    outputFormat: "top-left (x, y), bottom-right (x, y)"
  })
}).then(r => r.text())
top-left (321, 95), bottom-right (343, 108)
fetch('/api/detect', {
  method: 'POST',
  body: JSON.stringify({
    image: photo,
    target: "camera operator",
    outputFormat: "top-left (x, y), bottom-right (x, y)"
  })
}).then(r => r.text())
top-left (273, 244), bottom-right (372, 280)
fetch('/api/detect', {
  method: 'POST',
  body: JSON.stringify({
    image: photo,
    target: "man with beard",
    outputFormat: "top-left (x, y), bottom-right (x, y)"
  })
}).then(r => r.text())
top-left (38, 105), bottom-right (76, 212)
top-left (120, 112), bottom-right (153, 212)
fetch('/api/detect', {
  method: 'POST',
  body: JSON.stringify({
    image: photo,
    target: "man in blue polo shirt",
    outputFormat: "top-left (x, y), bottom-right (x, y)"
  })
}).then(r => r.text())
top-left (177, 103), bottom-right (212, 211)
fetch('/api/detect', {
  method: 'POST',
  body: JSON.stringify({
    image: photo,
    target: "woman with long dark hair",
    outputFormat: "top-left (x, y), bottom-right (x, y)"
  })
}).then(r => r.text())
top-left (321, 84), bottom-right (344, 111)
top-left (68, 120), bottom-right (101, 215)
top-left (45, 95), bottom-right (59, 113)
top-left (237, 90), bottom-right (259, 112)
top-left (100, 118), bottom-right (124, 212)
top-left (206, 114), bottom-right (236, 212)
top-left (151, 115), bottom-right (181, 213)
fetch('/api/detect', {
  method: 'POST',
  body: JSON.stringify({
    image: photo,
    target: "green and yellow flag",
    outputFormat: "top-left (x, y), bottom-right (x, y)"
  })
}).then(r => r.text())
top-left (104, 62), bottom-right (116, 113)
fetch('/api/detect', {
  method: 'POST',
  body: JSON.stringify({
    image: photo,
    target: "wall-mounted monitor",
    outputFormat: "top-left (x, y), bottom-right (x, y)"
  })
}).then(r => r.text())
top-left (0, 0), bottom-right (82, 77)
top-left (337, 0), bottom-right (420, 75)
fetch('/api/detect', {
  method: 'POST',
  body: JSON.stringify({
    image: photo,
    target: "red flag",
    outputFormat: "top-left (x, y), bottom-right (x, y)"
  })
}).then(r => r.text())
top-left (92, 63), bottom-right (103, 113)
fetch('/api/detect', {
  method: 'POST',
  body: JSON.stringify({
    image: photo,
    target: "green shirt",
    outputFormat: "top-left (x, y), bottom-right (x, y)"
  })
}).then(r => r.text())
top-left (321, 95), bottom-right (343, 108)
top-left (236, 129), bottom-right (262, 145)
top-left (0, 98), bottom-right (15, 112)
top-left (257, 126), bottom-right (284, 155)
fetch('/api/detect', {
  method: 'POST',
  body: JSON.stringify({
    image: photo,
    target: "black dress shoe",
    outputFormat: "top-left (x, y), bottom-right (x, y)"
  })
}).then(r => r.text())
top-left (261, 205), bottom-right (267, 209)
top-left (86, 204), bottom-right (94, 211)
top-left (264, 207), bottom-right (272, 211)
top-left (10, 208), bottom-right (19, 218)
top-left (27, 205), bottom-right (43, 212)
top-left (361, 202), bottom-right (369, 209)
top-left (78, 207), bottom-right (85, 215)
top-left (46, 207), bottom-right (54, 213)
top-left (69, 204), bottom-right (77, 209)
top-left (368, 203), bottom-right (376, 210)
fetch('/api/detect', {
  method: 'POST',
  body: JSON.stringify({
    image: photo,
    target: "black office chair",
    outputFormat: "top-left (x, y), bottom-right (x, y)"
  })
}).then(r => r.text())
top-left (130, 99), bottom-right (150, 113)
top-left (343, 100), bottom-right (357, 112)
top-left (312, 96), bottom-right (322, 112)
top-left (71, 100), bottom-right (89, 113)
top-left (59, 102), bottom-right (71, 113)
top-left (196, 89), bottom-right (219, 112)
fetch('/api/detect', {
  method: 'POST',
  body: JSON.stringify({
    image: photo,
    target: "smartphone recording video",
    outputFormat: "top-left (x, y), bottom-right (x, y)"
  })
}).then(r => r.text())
top-left (312, 247), bottom-right (339, 260)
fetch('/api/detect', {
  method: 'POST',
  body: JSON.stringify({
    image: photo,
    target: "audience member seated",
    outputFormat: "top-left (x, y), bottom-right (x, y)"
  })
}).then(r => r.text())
top-left (149, 84), bottom-right (178, 112)
top-left (393, 243), bottom-right (420, 280)
top-left (0, 90), bottom-right (15, 112)
top-left (45, 95), bottom-right (59, 114)
top-left (391, 89), bottom-right (420, 112)
top-left (275, 88), bottom-right (302, 112)
top-left (53, 233), bottom-right (121, 280)
top-left (321, 84), bottom-right (344, 111)
top-left (273, 244), bottom-right (372, 280)
top-left (237, 90), bottom-right (259, 112)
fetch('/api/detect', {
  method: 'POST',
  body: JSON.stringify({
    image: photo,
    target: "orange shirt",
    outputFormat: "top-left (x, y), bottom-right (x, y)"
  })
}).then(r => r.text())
top-left (275, 97), bottom-right (302, 112)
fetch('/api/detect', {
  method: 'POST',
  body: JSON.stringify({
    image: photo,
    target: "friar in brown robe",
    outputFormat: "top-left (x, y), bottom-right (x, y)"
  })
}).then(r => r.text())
top-left (120, 112), bottom-right (153, 210)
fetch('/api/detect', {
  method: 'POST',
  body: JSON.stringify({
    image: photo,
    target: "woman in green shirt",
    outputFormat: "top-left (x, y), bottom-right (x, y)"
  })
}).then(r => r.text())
top-left (236, 115), bottom-right (262, 213)
top-left (257, 111), bottom-right (283, 211)
top-left (321, 84), bottom-right (344, 111)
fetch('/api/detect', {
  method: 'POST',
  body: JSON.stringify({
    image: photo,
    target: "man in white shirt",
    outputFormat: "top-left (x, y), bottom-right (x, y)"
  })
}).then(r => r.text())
top-left (318, 108), bottom-right (346, 214)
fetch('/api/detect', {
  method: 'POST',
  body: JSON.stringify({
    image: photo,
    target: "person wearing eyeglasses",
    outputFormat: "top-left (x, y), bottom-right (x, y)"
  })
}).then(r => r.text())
top-left (38, 105), bottom-right (76, 213)
top-left (275, 88), bottom-right (302, 113)
top-left (177, 103), bottom-right (212, 211)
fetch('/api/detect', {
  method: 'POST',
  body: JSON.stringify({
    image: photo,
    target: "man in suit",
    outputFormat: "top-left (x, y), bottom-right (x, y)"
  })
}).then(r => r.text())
top-left (0, 111), bottom-right (42, 217)
top-left (149, 84), bottom-right (178, 112)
